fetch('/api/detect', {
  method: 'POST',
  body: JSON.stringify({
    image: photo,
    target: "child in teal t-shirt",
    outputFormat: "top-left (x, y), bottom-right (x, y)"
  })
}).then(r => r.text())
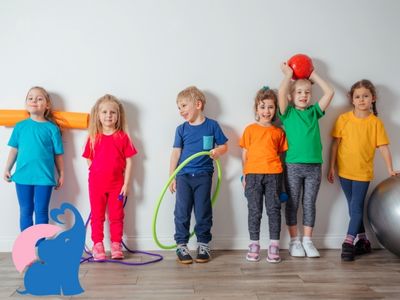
top-left (278, 61), bottom-right (334, 258)
top-left (3, 87), bottom-right (64, 231)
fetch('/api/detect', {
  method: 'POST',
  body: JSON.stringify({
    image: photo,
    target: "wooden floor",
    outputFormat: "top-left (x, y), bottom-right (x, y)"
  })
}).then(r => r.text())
top-left (1, 249), bottom-right (400, 299)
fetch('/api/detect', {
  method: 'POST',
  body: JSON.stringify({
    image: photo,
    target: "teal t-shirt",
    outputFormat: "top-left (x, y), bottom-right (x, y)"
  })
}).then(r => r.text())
top-left (278, 103), bottom-right (324, 163)
top-left (8, 118), bottom-right (64, 185)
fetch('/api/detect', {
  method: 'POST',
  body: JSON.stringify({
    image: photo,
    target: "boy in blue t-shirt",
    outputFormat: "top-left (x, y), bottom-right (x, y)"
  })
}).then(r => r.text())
top-left (169, 86), bottom-right (228, 264)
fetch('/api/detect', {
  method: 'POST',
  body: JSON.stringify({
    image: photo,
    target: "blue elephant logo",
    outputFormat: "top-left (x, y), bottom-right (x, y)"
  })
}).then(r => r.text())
top-left (18, 202), bottom-right (86, 296)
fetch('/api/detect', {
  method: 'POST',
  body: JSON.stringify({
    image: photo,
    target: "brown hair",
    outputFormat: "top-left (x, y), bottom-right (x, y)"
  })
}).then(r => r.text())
top-left (349, 79), bottom-right (378, 116)
top-left (176, 86), bottom-right (206, 111)
top-left (254, 87), bottom-right (278, 121)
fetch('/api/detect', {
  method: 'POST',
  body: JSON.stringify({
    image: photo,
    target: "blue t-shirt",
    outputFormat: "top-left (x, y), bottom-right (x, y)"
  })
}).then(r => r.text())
top-left (8, 118), bottom-right (64, 185)
top-left (173, 117), bottom-right (228, 175)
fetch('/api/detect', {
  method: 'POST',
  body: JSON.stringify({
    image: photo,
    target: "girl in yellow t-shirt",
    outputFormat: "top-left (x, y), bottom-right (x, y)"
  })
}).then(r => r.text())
top-left (328, 79), bottom-right (398, 262)
top-left (240, 87), bottom-right (288, 263)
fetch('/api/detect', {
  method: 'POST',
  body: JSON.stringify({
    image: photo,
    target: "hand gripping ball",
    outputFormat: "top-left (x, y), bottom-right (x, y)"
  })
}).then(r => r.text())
top-left (288, 54), bottom-right (314, 80)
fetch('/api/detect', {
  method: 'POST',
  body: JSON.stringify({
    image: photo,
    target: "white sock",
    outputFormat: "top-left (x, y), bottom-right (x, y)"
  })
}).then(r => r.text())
top-left (291, 236), bottom-right (300, 242)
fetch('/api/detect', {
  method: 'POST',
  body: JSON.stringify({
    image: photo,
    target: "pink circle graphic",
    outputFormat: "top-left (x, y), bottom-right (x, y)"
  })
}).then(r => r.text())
top-left (12, 224), bottom-right (61, 273)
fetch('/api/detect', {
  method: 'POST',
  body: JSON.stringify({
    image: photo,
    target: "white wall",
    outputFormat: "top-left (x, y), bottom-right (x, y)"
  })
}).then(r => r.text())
top-left (1, 0), bottom-right (399, 252)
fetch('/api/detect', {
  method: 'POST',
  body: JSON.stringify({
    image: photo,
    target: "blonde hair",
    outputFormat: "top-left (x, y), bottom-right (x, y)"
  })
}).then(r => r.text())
top-left (26, 86), bottom-right (61, 129)
top-left (87, 94), bottom-right (128, 150)
top-left (176, 86), bottom-right (206, 111)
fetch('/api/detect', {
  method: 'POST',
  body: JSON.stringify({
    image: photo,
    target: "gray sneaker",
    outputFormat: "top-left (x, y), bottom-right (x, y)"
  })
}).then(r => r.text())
top-left (176, 244), bottom-right (193, 264)
top-left (195, 243), bottom-right (211, 263)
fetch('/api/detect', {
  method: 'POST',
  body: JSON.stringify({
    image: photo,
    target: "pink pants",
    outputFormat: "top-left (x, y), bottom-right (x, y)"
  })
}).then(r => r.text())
top-left (89, 176), bottom-right (124, 243)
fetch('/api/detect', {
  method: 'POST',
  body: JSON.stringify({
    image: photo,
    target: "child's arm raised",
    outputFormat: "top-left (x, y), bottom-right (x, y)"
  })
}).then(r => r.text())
top-left (378, 144), bottom-right (399, 176)
top-left (3, 147), bottom-right (17, 182)
top-left (278, 62), bottom-right (293, 115)
top-left (169, 147), bottom-right (182, 193)
top-left (327, 138), bottom-right (340, 183)
top-left (210, 143), bottom-right (228, 160)
top-left (309, 71), bottom-right (335, 112)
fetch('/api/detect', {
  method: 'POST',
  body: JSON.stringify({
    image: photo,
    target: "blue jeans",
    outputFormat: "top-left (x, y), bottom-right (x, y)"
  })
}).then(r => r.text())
top-left (174, 172), bottom-right (213, 244)
top-left (15, 183), bottom-right (53, 231)
top-left (339, 177), bottom-right (370, 237)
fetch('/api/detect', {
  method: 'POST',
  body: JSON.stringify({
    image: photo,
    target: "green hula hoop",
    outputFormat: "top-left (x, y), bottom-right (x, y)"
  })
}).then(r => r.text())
top-left (152, 151), bottom-right (222, 249)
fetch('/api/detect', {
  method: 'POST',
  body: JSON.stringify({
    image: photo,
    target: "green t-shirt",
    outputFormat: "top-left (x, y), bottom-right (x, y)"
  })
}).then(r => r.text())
top-left (278, 103), bottom-right (324, 163)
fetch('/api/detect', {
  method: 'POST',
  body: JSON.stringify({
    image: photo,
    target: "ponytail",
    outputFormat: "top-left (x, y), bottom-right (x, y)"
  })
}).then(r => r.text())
top-left (372, 101), bottom-right (378, 116)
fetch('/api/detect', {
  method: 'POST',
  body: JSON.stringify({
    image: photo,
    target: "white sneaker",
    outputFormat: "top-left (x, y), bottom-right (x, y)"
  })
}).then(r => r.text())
top-left (302, 240), bottom-right (320, 258)
top-left (288, 240), bottom-right (305, 257)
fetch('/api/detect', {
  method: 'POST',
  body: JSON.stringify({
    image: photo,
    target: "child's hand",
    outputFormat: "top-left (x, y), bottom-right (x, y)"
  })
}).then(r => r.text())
top-left (308, 70), bottom-right (317, 82)
top-left (210, 148), bottom-right (221, 160)
top-left (169, 179), bottom-right (176, 193)
top-left (119, 184), bottom-right (130, 198)
top-left (3, 170), bottom-right (11, 182)
top-left (281, 62), bottom-right (293, 78)
top-left (55, 174), bottom-right (64, 190)
top-left (389, 169), bottom-right (400, 177)
top-left (327, 168), bottom-right (335, 184)
top-left (241, 176), bottom-right (246, 188)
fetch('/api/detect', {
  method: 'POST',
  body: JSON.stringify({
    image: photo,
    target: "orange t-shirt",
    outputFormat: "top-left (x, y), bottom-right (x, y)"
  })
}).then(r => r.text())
top-left (239, 123), bottom-right (288, 174)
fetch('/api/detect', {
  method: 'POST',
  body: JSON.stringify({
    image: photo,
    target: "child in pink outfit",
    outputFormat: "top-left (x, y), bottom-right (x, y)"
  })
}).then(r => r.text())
top-left (83, 94), bottom-right (137, 260)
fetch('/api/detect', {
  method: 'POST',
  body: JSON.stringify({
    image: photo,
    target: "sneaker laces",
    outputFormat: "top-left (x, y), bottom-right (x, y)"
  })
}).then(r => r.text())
top-left (111, 242), bottom-right (122, 252)
top-left (268, 245), bottom-right (280, 260)
top-left (290, 240), bottom-right (302, 250)
top-left (198, 244), bottom-right (210, 256)
top-left (178, 245), bottom-right (190, 256)
top-left (248, 242), bottom-right (260, 254)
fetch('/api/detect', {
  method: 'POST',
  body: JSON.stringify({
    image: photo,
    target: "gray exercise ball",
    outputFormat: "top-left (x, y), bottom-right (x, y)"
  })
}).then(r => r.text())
top-left (367, 176), bottom-right (400, 257)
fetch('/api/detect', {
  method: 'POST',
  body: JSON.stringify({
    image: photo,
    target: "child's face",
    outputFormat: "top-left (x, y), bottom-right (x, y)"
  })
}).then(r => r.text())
top-left (99, 101), bottom-right (119, 130)
top-left (177, 98), bottom-right (202, 123)
top-left (291, 80), bottom-right (312, 110)
top-left (26, 88), bottom-right (49, 116)
top-left (352, 87), bottom-right (375, 112)
top-left (256, 99), bottom-right (276, 124)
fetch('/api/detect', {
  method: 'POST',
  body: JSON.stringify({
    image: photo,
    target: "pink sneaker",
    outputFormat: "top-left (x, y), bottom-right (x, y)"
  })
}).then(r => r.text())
top-left (267, 244), bottom-right (281, 263)
top-left (92, 242), bottom-right (106, 261)
top-left (246, 242), bottom-right (260, 262)
top-left (111, 242), bottom-right (124, 259)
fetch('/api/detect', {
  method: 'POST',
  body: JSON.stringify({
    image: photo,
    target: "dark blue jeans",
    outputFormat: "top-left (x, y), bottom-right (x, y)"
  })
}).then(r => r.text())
top-left (339, 177), bottom-right (370, 237)
top-left (15, 183), bottom-right (53, 231)
top-left (174, 172), bottom-right (213, 244)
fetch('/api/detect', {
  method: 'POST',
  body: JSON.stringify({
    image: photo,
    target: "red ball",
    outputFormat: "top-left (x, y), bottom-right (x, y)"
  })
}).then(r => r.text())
top-left (287, 54), bottom-right (314, 80)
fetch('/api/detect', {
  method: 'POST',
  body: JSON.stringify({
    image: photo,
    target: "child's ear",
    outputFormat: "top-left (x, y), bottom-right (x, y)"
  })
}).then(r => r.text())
top-left (196, 100), bottom-right (203, 109)
top-left (287, 94), bottom-right (292, 102)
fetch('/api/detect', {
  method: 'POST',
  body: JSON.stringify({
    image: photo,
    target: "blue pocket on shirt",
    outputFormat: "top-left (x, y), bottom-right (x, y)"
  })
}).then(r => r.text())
top-left (203, 136), bottom-right (214, 150)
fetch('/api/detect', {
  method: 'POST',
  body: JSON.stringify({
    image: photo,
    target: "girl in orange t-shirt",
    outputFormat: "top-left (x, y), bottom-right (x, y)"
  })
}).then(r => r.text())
top-left (240, 87), bottom-right (288, 263)
top-left (328, 79), bottom-right (398, 262)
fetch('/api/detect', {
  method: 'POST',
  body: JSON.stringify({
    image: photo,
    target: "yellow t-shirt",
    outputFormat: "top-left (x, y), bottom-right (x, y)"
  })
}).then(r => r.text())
top-left (331, 111), bottom-right (389, 181)
top-left (239, 123), bottom-right (288, 174)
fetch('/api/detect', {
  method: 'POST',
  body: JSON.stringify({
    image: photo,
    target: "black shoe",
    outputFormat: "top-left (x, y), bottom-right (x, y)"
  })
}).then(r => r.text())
top-left (176, 245), bottom-right (193, 264)
top-left (355, 239), bottom-right (372, 255)
top-left (195, 243), bottom-right (211, 263)
top-left (341, 242), bottom-right (355, 261)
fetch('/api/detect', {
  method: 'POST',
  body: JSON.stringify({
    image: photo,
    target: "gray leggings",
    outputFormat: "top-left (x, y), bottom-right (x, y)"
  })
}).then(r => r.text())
top-left (285, 163), bottom-right (321, 227)
top-left (244, 173), bottom-right (282, 240)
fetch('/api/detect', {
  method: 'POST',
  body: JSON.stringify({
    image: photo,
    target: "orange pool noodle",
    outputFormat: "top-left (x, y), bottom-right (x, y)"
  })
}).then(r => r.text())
top-left (0, 110), bottom-right (89, 129)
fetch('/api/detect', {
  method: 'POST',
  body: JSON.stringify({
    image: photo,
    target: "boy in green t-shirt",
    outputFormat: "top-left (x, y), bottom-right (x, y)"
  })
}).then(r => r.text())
top-left (278, 61), bottom-right (334, 258)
